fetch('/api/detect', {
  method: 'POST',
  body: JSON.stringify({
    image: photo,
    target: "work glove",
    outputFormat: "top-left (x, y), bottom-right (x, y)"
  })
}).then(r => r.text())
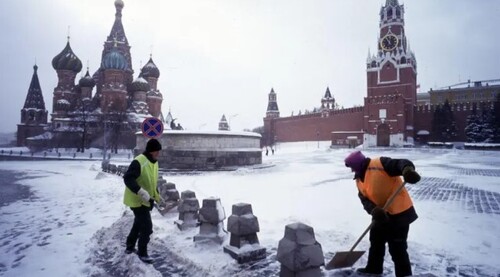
top-left (402, 166), bottom-right (421, 184)
top-left (149, 199), bottom-right (155, 211)
top-left (371, 207), bottom-right (389, 223)
top-left (137, 188), bottom-right (151, 202)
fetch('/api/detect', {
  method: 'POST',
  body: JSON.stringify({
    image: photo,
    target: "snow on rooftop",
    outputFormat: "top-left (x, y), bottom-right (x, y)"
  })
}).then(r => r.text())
top-left (417, 130), bottom-right (430, 135)
top-left (56, 99), bottom-right (70, 105)
top-left (133, 77), bottom-right (148, 83)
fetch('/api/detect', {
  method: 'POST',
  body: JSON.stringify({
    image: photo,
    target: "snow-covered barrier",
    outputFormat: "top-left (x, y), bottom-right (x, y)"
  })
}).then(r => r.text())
top-left (157, 180), bottom-right (180, 214)
top-left (175, 190), bottom-right (200, 230)
top-left (194, 197), bottom-right (227, 244)
top-left (277, 222), bottom-right (324, 277)
top-left (223, 203), bottom-right (266, 263)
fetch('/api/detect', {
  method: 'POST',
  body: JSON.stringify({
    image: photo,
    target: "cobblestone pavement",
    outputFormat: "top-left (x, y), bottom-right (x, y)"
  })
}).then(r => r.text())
top-left (456, 168), bottom-right (500, 177)
top-left (408, 177), bottom-right (500, 215)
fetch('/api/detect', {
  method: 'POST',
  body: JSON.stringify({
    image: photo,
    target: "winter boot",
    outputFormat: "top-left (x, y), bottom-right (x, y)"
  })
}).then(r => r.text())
top-left (138, 255), bottom-right (154, 264)
top-left (124, 247), bottom-right (136, 254)
top-left (356, 267), bottom-right (383, 276)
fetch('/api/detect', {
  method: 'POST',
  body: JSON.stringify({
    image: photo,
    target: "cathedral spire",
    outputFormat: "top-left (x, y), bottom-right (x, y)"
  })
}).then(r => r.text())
top-left (23, 64), bottom-right (46, 110)
top-left (101, 0), bottom-right (132, 76)
top-left (115, 0), bottom-right (124, 18)
top-left (107, 0), bottom-right (128, 44)
top-left (385, 0), bottom-right (399, 7)
top-left (18, 64), bottom-right (48, 146)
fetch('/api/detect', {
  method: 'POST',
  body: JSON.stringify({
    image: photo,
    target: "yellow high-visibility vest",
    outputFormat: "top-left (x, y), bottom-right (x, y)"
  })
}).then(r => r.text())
top-left (123, 154), bottom-right (160, 208)
top-left (356, 158), bottom-right (413, 215)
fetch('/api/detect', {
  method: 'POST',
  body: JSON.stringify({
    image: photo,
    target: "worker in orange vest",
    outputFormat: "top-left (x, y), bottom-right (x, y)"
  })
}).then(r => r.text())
top-left (344, 151), bottom-right (421, 277)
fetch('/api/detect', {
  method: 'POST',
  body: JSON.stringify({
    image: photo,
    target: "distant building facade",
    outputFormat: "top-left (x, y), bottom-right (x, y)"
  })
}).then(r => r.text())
top-left (414, 80), bottom-right (500, 142)
top-left (18, 0), bottom-right (167, 150)
top-left (263, 0), bottom-right (498, 147)
top-left (427, 80), bottom-right (500, 105)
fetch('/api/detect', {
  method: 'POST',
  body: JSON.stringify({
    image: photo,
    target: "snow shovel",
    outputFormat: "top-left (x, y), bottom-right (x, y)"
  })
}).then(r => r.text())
top-left (154, 201), bottom-right (179, 216)
top-left (325, 181), bottom-right (408, 270)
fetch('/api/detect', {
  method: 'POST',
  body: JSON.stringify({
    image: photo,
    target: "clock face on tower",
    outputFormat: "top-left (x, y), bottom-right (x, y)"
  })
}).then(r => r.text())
top-left (380, 34), bottom-right (398, 51)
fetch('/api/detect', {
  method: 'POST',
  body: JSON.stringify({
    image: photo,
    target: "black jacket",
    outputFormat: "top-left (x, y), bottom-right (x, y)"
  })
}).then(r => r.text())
top-left (356, 157), bottom-right (418, 225)
top-left (123, 152), bottom-right (157, 194)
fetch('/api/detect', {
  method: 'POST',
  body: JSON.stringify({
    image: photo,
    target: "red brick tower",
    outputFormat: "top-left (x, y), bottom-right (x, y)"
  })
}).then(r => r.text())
top-left (263, 88), bottom-right (280, 146)
top-left (364, 0), bottom-right (417, 147)
top-left (320, 87), bottom-right (335, 118)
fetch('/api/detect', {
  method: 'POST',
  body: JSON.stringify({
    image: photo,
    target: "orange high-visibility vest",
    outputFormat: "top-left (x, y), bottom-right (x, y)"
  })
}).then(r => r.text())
top-left (356, 158), bottom-right (413, 215)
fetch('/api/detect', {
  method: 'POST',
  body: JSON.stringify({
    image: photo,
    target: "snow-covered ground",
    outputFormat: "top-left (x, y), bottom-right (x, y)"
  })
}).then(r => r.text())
top-left (0, 142), bottom-right (499, 276)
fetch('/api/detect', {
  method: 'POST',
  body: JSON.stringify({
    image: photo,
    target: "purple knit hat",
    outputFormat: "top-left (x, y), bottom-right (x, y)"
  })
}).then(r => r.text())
top-left (344, 151), bottom-right (366, 174)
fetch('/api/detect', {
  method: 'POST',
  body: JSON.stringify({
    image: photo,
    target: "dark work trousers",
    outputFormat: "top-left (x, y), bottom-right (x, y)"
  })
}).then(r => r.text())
top-left (126, 206), bottom-right (153, 256)
top-left (367, 221), bottom-right (412, 277)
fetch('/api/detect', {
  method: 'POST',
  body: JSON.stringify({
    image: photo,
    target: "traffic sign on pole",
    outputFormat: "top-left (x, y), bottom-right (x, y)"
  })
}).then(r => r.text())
top-left (141, 117), bottom-right (164, 138)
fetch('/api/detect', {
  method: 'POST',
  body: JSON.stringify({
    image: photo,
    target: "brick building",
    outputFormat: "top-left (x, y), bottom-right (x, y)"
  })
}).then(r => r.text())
top-left (263, 0), bottom-right (498, 147)
top-left (414, 80), bottom-right (500, 142)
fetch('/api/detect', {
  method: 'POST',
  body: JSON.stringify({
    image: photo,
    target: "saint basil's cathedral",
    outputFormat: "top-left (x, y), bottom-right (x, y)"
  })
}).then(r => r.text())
top-left (17, 0), bottom-right (169, 150)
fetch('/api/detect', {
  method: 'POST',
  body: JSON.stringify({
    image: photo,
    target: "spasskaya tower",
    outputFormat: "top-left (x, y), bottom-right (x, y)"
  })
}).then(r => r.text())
top-left (364, 0), bottom-right (417, 147)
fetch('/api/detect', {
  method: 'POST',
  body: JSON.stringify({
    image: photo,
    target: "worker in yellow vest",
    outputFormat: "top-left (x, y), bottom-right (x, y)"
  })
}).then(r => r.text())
top-left (123, 138), bottom-right (162, 264)
top-left (344, 151), bottom-right (421, 277)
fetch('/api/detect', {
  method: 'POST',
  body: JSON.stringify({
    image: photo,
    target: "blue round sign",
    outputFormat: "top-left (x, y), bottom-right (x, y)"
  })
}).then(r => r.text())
top-left (141, 117), bottom-right (164, 138)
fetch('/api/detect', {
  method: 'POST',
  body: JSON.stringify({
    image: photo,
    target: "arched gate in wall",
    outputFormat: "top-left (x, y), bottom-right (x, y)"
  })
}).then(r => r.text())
top-left (377, 124), bottom-right (390, 147)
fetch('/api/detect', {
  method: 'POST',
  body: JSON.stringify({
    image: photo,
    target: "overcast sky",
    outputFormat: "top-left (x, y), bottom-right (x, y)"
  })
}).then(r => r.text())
top-left (0, 0), bottom-right (499, 133)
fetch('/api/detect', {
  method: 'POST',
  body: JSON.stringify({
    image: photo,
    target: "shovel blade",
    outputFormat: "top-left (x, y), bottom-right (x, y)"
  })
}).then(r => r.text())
top-left (325, 251), bottom-right (365, 270)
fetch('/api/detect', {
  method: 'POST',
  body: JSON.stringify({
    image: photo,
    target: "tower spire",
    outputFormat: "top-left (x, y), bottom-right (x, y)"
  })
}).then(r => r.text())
top-left (18, 64), bottom-right (48, 146)
top-left (107, 0), bottom-right (128, 44)
top-left (23, 64), bottom-right (46, 110)
top-left (266, 88), bottom-right (280, 118)
top-left (385, 0), bottom-right (399, 6)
